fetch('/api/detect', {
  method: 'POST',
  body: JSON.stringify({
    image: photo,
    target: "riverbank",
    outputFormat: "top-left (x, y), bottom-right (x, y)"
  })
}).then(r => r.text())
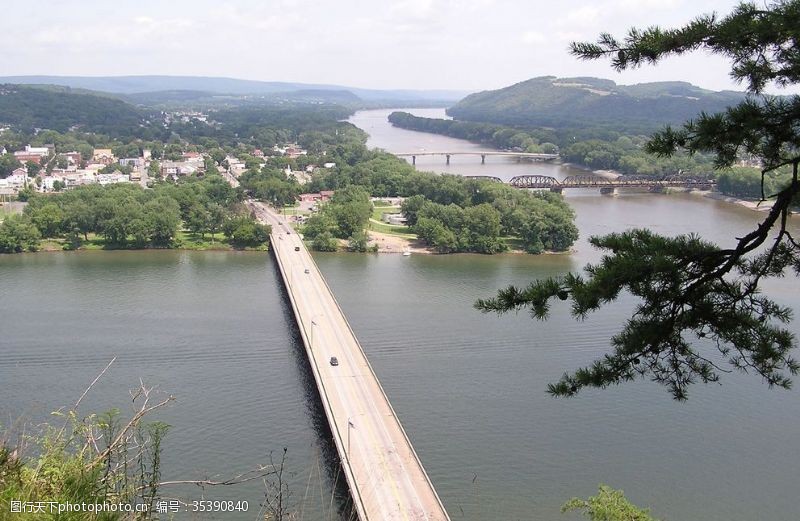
top-left (692, 190), bottom-right (777, 212)
top-left (19, 231), bottom-right (268, 254)
top-left (367, 229), bottom-right (430, 254)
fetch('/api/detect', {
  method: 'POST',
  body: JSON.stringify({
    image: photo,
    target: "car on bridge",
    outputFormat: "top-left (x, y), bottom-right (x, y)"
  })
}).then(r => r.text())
top-left (330, 356), bottom-right (339, 366)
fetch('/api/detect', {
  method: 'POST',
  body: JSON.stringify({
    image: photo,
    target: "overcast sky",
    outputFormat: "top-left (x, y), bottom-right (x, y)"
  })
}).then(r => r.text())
top-left (1, 0), bottom-right (792, 94)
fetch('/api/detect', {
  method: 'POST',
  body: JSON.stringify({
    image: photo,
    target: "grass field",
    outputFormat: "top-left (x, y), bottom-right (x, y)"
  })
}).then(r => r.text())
top-left (371, 206), bottom-right (401, 221)
top-left (367, 218), bottom-right (417, 238)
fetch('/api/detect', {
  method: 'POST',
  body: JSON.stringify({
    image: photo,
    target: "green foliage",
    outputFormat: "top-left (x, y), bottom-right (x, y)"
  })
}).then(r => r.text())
top-left (415, 217), bottom-right (458, 253)
top-left (239, 168), bottom-right (301, 206)
top-left (347, 230), bottom-right (370, 252)
top-left (443, 76), bottom-right (747, 133)
top-left (10, 175), bottom-right (241, 252)
top-left (562, 485), bottom-right (658, 521)
top-left (0, 394), bottom-right (173, 520)
top-left (328, 186), bottom-right (372, 238)
top-left (400, 194), bottom-right (427, 226)
top-left (716, 166), bottom-right (792, 198)
top-left (0, 84), bottom-right (150, 137)
top-left (0, 154), bottom-right (22, 178)
top-left (390, 112), bottom-right (716, 178)
top-left (407, 181), bottom-right (577, 254)
top-left (300, 186), bottom-right (373, 243)
top-left (15, 186), bottom-right (35, 202)
top-left (28, 202), bottom-right (64, 238)
top-left (100, 164), bottom-right (133, 175)
top-left (478, 0), bottom-right (800, 399)
top-left (311, 231), bottom-right (339, 252)
top-left (0, 214), bottom-right (41, 253)
top-left (222, 216), bottom-right (270, 248)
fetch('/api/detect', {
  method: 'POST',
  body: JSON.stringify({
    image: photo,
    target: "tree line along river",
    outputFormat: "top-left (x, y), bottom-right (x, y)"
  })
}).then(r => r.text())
top-left (1, 108), bottom-right (799, 520)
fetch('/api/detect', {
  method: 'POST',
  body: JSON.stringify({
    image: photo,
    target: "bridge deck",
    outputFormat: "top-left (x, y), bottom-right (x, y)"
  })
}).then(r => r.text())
top-left (250, 202), bottom-right (450, 521)
top-left (395, 151), bottom-right (558, 159)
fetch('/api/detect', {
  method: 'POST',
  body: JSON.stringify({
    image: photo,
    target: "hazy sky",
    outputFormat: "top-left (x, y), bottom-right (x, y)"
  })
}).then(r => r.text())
top-left (1, 0), bottom-right (791, 94)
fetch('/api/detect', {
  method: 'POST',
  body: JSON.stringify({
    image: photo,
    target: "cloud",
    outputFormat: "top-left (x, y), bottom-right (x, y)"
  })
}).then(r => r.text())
top-left (561, 6), bottom-right (601, 26)
top-left (614, 0), bottom-right (684, 10)
top-left (521, 31), bottom-right (545, 44)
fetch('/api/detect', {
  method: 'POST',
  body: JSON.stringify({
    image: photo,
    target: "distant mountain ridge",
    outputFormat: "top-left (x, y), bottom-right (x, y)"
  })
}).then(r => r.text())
top-left (447, 76), bottom-right (749, 132)
top-left (0, 75), bottom-right (469, 105)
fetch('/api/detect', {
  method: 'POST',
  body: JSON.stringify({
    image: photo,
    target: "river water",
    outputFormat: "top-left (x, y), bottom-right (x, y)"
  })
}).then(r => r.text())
top-left (1, 109), bottom-right (799, 520)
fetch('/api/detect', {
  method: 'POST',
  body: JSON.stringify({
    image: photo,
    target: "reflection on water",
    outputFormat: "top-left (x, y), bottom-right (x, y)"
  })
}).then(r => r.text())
top-left (270, 251), bottom-right (357, 520)
top-left (1, 110), bottom-right (799, 521)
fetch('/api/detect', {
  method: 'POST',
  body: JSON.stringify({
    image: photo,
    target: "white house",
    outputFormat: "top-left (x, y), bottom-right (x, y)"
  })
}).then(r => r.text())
top-left (5, 168), bottom-right (29, 188)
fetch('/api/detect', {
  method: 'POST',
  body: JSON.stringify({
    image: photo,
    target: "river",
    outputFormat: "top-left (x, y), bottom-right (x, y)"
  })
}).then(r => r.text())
top-left (1, 109), bottom-right (799, 520)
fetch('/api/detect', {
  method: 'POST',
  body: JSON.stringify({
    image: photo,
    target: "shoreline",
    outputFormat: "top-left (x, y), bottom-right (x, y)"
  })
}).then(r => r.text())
top-left (4, 243), bottom-right (267, 255)
top-left (690, 189), bottom-right (778, 213)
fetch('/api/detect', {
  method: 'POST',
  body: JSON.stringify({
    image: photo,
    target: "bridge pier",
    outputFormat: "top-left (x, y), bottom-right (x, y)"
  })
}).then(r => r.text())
top-left (446, 154), bottom-right (450, 165)
top-left (550, 187), bottom-right (563, 194)
top-left (411, 155), bottom-right (416, 165)
top-left (600, 187), bottom-right (617, 195)
top-left (481, 154), bottom-right (486, 164)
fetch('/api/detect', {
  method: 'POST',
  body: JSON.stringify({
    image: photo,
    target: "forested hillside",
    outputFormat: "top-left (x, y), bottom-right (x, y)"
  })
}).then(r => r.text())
top-left (0, 84), bottom-right (147, 135)
top-left (447, 76), bottom-right (747, 133)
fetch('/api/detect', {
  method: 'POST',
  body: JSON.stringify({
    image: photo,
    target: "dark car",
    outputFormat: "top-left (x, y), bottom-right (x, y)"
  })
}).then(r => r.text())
top-left (330, 356), bottom-right (339, 366)
top-left (294, 246), bottom-right (300, 251)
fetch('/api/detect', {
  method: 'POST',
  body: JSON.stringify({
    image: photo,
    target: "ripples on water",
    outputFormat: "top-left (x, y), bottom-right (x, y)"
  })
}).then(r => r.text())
top-left (2, 110), bottom-right (800, 521)
top-left (0, 251), bottom-right (352, 520)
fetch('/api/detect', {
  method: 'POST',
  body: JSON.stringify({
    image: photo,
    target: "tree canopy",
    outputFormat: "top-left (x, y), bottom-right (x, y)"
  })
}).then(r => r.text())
top-left (477, 0), bottom-right (800, 400)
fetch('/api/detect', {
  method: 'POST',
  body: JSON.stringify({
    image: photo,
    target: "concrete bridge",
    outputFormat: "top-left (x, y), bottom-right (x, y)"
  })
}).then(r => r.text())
top-left (249, 201), bottom-right (450, 521)
top-left (395, 151), bottom-right (559, 165)
top-left (463, 174), bottom-right (716, 194)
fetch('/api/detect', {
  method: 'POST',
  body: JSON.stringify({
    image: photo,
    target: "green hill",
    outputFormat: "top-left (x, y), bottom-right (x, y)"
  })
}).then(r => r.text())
top-left (0, 84), bottom-right (146, 134)
top-left (447, 76), bottom-right (748, 132)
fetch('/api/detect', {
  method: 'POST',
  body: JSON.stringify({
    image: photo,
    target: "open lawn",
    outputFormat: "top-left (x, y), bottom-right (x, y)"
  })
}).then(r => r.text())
top-left (175, 230), bottom-right (238, 250)
top-left (367, 218), bottom-right (416, 238)
top-left (371, 206), bottom-right (401, 221)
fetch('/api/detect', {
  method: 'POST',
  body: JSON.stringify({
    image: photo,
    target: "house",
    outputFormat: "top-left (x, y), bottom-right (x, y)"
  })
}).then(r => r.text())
top-left (119, 158), bottom-right (144, 169)
top-left (12, 154), bottom-right (42, 165)
top-left (5, 168), bottom-right (29, 189)
top-left (21, 145), bottom-right (50, 157)
top-left (160, 161), bottom-right (198, 177)
top-left (64, 152), bottom-right (83, 165)
top-left (97, 172), bottom-right (130, 185)
top-left (92, 149), bottom-right (115, 165)
top-left (284, 146), bottom-right (307, 159)
top-left (299, 193), bottom-right (322, 204)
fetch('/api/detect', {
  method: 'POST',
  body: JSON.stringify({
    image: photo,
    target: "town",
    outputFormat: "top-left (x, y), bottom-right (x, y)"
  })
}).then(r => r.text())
top-left (0, 138), bottom-right (331, 198)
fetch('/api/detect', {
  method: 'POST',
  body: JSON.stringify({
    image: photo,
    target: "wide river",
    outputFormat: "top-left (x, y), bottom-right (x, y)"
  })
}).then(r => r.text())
top-left (2, 109), bottom-right (799, 520)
